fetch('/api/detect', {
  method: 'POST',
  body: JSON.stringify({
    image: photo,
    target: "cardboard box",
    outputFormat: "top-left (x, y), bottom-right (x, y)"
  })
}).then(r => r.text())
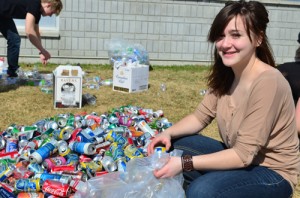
top-left (113, 64), bottom-right (149, 93)
top-left (53, 65), bottom-right (83, 108)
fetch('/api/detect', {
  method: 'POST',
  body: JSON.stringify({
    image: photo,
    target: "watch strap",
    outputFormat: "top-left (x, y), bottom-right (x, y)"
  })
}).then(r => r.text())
top-left (181, 155), bottom-right (194, 171)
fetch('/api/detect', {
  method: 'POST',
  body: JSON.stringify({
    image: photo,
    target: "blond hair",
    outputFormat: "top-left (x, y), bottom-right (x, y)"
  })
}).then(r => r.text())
top-left (42, 0), bottom-right (63, 16)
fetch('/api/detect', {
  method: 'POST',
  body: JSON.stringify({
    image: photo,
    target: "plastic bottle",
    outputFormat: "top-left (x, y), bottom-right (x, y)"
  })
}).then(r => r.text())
top-left (0, 57), bottom-right (3, 77)
top-left (2, 59), bottom-right (8, 76)
top-left (160, 83), bottom-right (166, 92)
top-left (87, 83), bottom-right (99, 90)
top-left (70, 178), bottom-right (88, 192)
top-left (100, 79), bottom-right (113, 86)
top-left (0, 57), bottom-right (8, 80)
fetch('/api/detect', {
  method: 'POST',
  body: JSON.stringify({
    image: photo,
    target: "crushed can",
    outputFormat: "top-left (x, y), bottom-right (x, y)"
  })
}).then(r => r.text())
top-left (42, 180), bottom-right (70, 197)
top-left (14, 178), bottom-right (41, 192)
top-left (29, 139), bottom-right (57, 164)
top-left (68, 141), bottom-right (95, 155)
top-left (42, 156), bottom-right (67, 171)
top-left (57, 140), bottom-right (71, 157)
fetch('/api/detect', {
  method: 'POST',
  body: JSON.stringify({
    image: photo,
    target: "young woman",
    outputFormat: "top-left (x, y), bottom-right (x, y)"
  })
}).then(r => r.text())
top-left (148, 1), bottom-right (299, 197)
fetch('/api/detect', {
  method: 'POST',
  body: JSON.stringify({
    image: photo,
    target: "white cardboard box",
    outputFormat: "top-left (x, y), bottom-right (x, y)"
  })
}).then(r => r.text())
top-left (113, 64), bottom-right (149, 93)
top-left (53, 65), bottom-right (83, 108)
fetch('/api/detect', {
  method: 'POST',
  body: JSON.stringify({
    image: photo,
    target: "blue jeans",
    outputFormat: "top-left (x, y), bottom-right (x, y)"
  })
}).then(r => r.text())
top-left (172, 134), bottom-right (293, 198)
top-left (0, 16), bottom-right (21, 75)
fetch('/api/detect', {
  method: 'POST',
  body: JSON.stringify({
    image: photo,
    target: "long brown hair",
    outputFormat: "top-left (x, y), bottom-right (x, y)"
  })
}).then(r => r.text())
top-left (207, 0), bottom-right (275, 97)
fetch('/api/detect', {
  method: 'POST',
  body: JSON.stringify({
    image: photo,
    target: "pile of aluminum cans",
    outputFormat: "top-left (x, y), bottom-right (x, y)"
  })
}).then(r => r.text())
top-left (0, 105), bottom-right (172, 197)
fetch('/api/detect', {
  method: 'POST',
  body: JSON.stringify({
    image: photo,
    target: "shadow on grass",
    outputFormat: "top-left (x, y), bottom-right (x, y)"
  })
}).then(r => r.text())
top-left (0, 78), bottom-right (36, 93)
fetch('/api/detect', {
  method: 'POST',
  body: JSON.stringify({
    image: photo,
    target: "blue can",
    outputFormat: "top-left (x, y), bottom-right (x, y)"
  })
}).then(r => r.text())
top-left (5, 138), bottom-right (18, 152)
top-left (0, 186), bottom-right (15, 198)
top-left (0, 165), bottom-right (15, 182)
top-left (69, 141), bottom-right (95, 155)
top-left (28, 163), bottom-right (46, 174)
top-left (29, 139), bottom-right (57, 164)
top-left (65, 153), bottom-right (79, 165)
top-left (109, 143), bottom-right (125, 161)
top-left (33, 119), bottom-right (47, 133)
top-left (14, 178), bottom-right (40, 192)
top-left (35, 173), bottom-right (70, 184)
top-left (76, 131), bottom-right (95, 143)
top-left (114, 135), bottom-right (127, 146)
top-left (0, 164), bottom-right (7, 173)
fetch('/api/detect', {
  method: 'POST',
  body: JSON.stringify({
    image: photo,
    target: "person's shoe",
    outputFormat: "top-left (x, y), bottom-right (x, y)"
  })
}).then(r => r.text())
top-left (7, 72), bottom-right (18, 78)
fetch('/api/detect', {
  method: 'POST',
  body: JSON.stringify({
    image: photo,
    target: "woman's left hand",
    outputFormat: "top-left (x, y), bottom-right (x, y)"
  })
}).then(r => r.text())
top-left (153, 156), bottom-right (182, 178)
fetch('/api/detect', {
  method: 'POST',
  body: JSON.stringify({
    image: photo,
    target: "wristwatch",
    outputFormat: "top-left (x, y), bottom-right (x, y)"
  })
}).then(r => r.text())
top-left (182, 155), bottom-right (194, 171)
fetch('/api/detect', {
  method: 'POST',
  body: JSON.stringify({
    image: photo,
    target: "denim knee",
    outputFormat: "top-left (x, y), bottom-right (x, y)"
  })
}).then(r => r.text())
top-left (7, 32), bottom-right (21, 48)
top-left (172, 134), bottom-right (226, 155)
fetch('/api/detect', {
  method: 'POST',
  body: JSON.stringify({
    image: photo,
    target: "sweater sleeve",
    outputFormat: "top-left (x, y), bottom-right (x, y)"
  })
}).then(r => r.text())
top-left (232, 71), bottom-right (294, 166)
top-left (193, 90), bottom-right (218, 127)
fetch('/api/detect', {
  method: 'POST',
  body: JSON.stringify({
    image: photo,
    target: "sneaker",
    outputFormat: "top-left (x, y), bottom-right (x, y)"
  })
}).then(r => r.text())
top-left (7, 72), bottom-right (18, 78)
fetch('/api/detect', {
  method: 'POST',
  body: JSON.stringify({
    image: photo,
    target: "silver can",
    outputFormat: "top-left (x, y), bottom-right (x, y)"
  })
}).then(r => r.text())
top-left (152, 110), bottom-right (164, 118)
top-left (45, 120), bottom-right (59, 131)
top-left (57, 140), bottom-right (71, 157)
top-left (101, 155), bottom-right (117, 172)
top-left (56, 116), bottom-right (68, 128)
top-left (156, 118), bottom-right (169, 128)
top-left (0, 135), bottom-right (6, 150)
top-left (53, 126), bottom-right (73, 140)
top-left (18, 134), bottom-right (29, 149)
top-left (75, 119), bottom-right (88, 129)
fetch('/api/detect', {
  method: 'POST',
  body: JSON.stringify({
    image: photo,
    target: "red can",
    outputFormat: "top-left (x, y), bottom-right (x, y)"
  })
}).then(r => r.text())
top-left (51, 164), bottom-right (77, 173)
top-left (13, 166), bottom-right (34, 179)
top-left (69, 128), bottom-right (82, 143)
top-left (17, 192), bottom-right (44, 198)
top-left (42, 180), bottom-right (70, 197)
top-left (84, 115), bottom-right (101, 124)
top-left (79, 154), bottom-right (92, 163)
top-left (42, 156), bottom-right (67, 171)
top-left (95, 170), bottom-right (108, 177)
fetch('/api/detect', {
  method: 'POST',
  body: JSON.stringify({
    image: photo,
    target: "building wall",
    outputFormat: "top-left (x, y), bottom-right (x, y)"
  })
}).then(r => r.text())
top-left (1, 0), bottom-right (299, 65)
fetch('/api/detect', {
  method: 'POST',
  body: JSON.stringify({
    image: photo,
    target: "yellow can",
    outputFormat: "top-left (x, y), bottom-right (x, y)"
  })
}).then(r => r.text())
top-left (154, 146), bottom-right (166, 153)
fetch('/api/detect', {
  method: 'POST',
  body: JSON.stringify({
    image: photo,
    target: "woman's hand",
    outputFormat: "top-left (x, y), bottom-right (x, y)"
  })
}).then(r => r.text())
top-left (153, 156), bottom-right (182, 178)
top-left (147, 132), bottom-right (172, 155)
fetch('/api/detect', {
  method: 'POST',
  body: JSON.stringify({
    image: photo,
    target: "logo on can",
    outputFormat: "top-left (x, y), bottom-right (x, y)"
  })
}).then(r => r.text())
top-left (5, 138), bottom-right (18, 152)
top-left (69, 141), bottom-right (95, 155)
top-left (42, 180), bottom-right (70, 197)
top-left (15, 178), bottom-right (40, 192)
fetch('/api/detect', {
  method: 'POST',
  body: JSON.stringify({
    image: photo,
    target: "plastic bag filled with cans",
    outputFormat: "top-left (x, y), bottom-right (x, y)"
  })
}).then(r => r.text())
top-left (74, 149), bottom-right (185, 198)
top-left (108, 38), bottom-right (150, 66)
top-left (0, 105), bottom-right (176, 197)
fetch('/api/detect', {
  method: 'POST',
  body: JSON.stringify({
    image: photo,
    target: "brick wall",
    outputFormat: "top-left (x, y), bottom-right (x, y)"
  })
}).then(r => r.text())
top-left (1, 0), bottom-right (299, 65)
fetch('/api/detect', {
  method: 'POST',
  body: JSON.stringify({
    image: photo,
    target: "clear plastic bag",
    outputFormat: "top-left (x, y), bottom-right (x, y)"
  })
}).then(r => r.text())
top-left (108, 38), bottom-right (150, 66)
top-left (74, 149), bottom-right (185, 198)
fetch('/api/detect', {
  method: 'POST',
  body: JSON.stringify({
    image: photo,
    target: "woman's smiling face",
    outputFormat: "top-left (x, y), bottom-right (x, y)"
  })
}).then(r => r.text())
top-left (215, 15), bottom-right (257, 68)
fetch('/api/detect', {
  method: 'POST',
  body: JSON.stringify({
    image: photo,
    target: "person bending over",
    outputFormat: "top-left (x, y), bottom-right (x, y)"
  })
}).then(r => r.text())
top-left (0, 0), bottom-right (63, 77)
